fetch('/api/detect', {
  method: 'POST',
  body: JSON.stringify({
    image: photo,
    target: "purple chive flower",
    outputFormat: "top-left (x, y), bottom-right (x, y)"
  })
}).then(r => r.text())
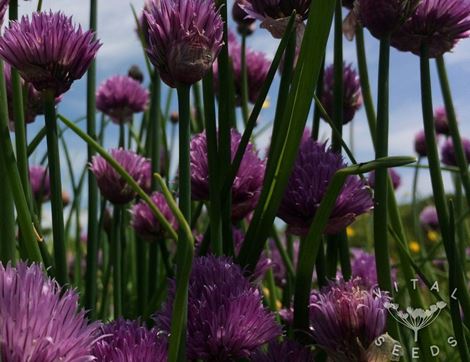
top-left (0, 262), bottom-right (98, 361)
top-left (368, 168), bottom-right (401, 190)
top-left (251, 339), bottom-right (315, 362)
top-left (191, 129), bottom-right (265, 220)
top-left (0, 11), bottom-right (101, 96)
top-left (155, 255), bottom-right (281, 361)
top-left (90, 148), bottom-right (150, 205)
top-left (131, 192), bottom-right (177, 241)
top-left (355, 0), bottom-right (417, 39)
top-left (242, 0), bottom-right (310, 20)
top-left (434, 107), bottom-right (451, 135)
top-left (278, 139), bottom-right (373, 236)
top-left (350, 249), bottom-right (379, 288)
top-left (92, 318), bottom-right (167, 362)
top-left (391, 0), bottom-right (470, 58)
top-left (233, 0), bottom-right (256, 35)
top-left (29, 165), bottom-right (51, 202)
top-left (214, 34), bottom-right (271, 105)
top-left (194, 227), bottom-right (272, 281)
top-left (349, 248), bottom-right (397, 289)
top-left (309, 278), bottom-right (389, 361)
top-left (144, 0), bottom-right (223, 88)
top-left (414, 129), bottom-right (432, 157)
top-left (441, 137), bottom-right (470, 166)
top-left (420, 205), bottom-right (440, 230)
top-left (320, 63), bottom-right (363, 125)
top-left (241, 0), bottom-right (310, 38)
top-left (96, 75), bottom-right (149, 124)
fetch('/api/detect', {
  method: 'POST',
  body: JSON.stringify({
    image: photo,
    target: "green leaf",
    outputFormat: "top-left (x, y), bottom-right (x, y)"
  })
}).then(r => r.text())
top-left (237, 0), bottom-right (337, 271)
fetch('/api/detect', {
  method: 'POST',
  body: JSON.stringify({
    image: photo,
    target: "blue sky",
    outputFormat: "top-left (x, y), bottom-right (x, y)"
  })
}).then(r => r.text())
top-left (15, 0), bottom-right (470, 224)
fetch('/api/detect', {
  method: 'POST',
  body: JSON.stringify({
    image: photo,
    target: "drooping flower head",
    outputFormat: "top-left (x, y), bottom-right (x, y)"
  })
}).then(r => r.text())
top-left (144, 0), bottom-right (223, 88)
top-left (131, 192), bottom-right (177, 241)
top-left (92, 318), bottom-right (167, 362)
top-left (233, 0), bottom-right (256, 35)
top-left (355, 0), bottom-right (418, 39)
top-left (391, 0), bottom-right (470, 58)
top-left (90, 148), bottom-right (150, 205)
top-left (155, 255), bottom-right (281, 361)
top-left (320, 63), bottom-right (363, 125)
top-left (278, 139), bottom-right (373, 236)
top-left (309, 278), bottom-right (389, 361)
top-left (214, 34), bottom-right (271, 105)
top-left (420, 205), bottom-right (439, 230)
top-left (96, 75), bottom-right (149, 124)
top-left (4, 63), bottom-right (61, 129)
top-left (0, 262), bottom-right (98, 361)
top-left (441, 137), bottom-right (470, 166)
top-left (191, 129), bottom-right (265, 220)
top-left (29, 165), bottom-right (51, 202)
top-left (0, 11), bottom-right (101, 96)
top-left (434, 107), bottom-right (451, 135)
top-left (251, 339), bottom-right (315, 361)
top-left (368, 168), bottom-right (401, 190)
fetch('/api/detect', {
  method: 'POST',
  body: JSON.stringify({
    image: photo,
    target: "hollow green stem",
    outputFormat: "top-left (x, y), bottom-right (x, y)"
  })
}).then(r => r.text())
top-left (149, 69), bottom-right (161, 188)
top-left (237, 0), bottom-right (336, 271)
top-left (268, 31), bottom-right (296, 167)
top-left (221, 14), bottom-right (295, 198)
top-left (58, 114), bottom-right (178, 240)
top-left (373, 35), bottom-right (399, 338)
top-left (0, 78), bottom-right (42, 262)
top-left (447, 201), bottom-right (470, 362)
top-left (0, 153), bottom-right (16, 263)
top-left (111, 205), bottom-right (122, 318)
top-left (293, 156), bottom-right (415, 338)
top-left (420, 44), bottom-right (470, 329)
top-left (12, 69), bottom-right (31, 207)
top-left (436, 56), bottom-right (470, 212)
top-left (329, 1), bottom-right (350, 279)
top-left (136, 238), bottom-right (148, 316)
top-left (44, 91), bottom-right (67, 285)
top-left (355, 26), bottom-right (376, 146)
top-left (202, 72), bottom-right (222, 255)
top-left (240, 33), bottom-right (250, 124)
top-left (168, 84), bottom-right (194, 362)
top-left (332, 0), bottom-right (343, 150)
top-left (311, 58), bottom-right (324, 140)
top-left (84, 0), bottom-right (99, 318)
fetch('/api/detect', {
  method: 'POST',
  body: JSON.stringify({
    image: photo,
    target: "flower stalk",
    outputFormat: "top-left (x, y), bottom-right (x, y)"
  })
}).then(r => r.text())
top-left (0, 60), bottom-right (41, 262)
top-left (420, 43), bottom-right (470, 329)
top-left (168, 84), bottom-right (194, 361)
top-left (84, 0), bottom-right (99, 318)
top-left (44, 90), bottom-right (68, 285)
top-left (436, 56), bottom-right (470, 211)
